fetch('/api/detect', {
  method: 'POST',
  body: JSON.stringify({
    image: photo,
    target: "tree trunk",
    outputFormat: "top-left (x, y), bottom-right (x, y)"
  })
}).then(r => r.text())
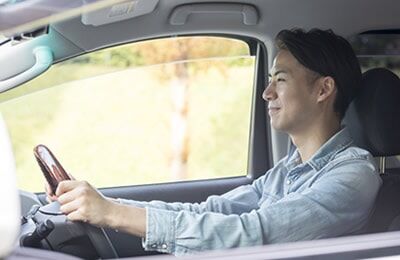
top-left (170, 60), bottom-right (189, 181)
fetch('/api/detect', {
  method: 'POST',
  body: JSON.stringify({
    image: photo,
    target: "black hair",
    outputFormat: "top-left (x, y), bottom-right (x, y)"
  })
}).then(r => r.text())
top-left (275, 28), bottom-right (362, 119)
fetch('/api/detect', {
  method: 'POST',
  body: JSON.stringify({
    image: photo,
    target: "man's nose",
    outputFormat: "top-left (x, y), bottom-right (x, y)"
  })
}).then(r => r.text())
top-left (262, 82), bottom-right (276, 101)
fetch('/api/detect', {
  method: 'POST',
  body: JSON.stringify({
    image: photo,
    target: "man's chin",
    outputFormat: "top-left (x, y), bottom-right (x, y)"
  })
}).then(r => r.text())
top-left (270, 121), bottom-right (281, 131)
top-left (270, 121), bottom-right (287, 132)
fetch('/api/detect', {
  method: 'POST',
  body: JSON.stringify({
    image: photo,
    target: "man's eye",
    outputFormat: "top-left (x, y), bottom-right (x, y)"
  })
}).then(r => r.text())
top-left (277, 78), bottom-right (285, 82)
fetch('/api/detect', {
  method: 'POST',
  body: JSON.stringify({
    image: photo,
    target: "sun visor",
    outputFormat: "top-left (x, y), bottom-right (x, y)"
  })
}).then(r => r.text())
top-left (81, 0), bottom-right (159, 26)
top-left (0, 113), bottom-right (20, 258)
top-left (0, 0), bottom-right (128, 36)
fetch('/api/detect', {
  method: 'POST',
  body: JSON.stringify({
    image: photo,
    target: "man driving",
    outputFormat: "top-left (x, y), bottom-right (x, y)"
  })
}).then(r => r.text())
top-left (46, 28), bottom-right (381, 256)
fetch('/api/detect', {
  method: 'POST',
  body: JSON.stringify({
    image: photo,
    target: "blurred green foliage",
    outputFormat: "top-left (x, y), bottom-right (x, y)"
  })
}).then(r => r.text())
top-left (0, 36), bottom-right (255, 192)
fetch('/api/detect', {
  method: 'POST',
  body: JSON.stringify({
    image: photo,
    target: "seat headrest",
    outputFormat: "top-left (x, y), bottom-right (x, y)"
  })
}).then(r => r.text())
top-left (344, 68), bottom-right (400, 157)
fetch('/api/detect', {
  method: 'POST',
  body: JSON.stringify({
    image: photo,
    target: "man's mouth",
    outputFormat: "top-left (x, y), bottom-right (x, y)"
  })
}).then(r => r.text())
top-left (268, 107), bottom-right (280, 116)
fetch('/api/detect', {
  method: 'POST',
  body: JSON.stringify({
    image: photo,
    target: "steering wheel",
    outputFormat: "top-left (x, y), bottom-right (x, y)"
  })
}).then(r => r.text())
top-left (24, 201), bottom-right (119, 259)
top-left (78, 221), bottom-right (118, 259)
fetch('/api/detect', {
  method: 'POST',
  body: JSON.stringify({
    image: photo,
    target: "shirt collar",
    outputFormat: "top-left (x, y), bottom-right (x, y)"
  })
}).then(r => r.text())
top-left (307, 127), bottom-right (353, 171)
top-left (286, 127), bottom-right (353, 172)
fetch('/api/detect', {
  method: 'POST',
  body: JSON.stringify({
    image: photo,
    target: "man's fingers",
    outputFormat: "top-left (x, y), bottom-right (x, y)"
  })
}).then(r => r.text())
top-left (57, 185), bottom-right (84, 205)
top-left (66, 210), bottom-right (80, 222)
top-left (55, 180), bottom-right (82, 197)
top-left (60, 198), bottom-right (83, 215)
top-left (52, 179), bottom-right (105, 226)
top-left (66, 208), bottom-right (88, 223)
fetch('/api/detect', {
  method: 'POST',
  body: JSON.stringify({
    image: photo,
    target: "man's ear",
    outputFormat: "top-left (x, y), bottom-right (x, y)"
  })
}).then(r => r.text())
top-left (317, 76), bottom-right (336, 103)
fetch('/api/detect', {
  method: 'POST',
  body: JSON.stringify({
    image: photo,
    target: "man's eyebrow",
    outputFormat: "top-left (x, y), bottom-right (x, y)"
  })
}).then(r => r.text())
top-left (268, 70), bottom-right (288, 77)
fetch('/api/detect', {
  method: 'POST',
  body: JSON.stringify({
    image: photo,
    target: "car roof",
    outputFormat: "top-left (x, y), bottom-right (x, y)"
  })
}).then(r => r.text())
top-left (1, 0), bottom-right (399, 88)
top-left (52, 0), bottom-right (400, 58)
top-left (3, 0), bottom-right (400, 56)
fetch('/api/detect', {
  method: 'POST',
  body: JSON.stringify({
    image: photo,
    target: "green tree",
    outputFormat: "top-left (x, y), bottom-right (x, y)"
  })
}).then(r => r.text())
top-left (128, 37), bottom-right (250, 180)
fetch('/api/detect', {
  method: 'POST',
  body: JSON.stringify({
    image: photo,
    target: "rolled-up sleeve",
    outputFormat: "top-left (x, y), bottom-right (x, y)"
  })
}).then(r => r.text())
top-left (142, 159), bottom-right (381, 255)
top-left (143, 207), bottom-right (264, 255)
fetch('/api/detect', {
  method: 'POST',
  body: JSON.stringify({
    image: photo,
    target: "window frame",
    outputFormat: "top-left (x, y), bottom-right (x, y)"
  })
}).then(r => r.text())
top-left (65, 33), bottom-right (273, 182)
top-left (1, 33), bottom-right (272, 189)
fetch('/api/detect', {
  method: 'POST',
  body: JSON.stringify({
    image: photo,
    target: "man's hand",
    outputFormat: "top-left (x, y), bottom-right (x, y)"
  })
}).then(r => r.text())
top-left (45, 179), bottom-right (147, 237)
top-left (55, 180), bottom-right (114, 227)
top-left (44, 172), bottom-right (76, 203)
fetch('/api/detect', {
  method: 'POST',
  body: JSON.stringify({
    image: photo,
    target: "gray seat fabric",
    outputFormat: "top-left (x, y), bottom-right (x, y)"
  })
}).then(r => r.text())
top-left (345, 68), bottom-right (400, 157)
top-left (389, 214), bottom-right (400, 231)
top-left (344, 68), bottom-right (400, 233)
top-left (366, 173), bottom-right (400, 233)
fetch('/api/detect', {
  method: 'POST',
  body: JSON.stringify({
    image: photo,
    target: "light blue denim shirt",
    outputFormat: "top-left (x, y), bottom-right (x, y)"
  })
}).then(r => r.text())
top-left (119, 127), bottom-right (382, 256)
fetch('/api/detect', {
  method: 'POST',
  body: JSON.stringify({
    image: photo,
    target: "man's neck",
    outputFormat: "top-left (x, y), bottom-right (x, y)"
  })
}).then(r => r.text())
top-left (290, 120), bottom-right (341, 163)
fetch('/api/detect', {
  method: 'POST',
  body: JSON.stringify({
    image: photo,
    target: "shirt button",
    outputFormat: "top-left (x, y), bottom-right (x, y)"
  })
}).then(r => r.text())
top-left (161, 244), bottom-right (168, 249)
top-left (286, 180), bottom-right (292, 185)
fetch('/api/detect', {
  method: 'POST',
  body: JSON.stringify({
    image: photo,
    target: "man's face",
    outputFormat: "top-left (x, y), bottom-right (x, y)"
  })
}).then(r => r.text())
top-left (263, 50), bottom-right (321, 134)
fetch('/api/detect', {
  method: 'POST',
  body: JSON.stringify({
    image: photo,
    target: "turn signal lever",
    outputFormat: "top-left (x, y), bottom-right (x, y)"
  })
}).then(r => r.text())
top-left (20, 219), bottom-right (55, 248)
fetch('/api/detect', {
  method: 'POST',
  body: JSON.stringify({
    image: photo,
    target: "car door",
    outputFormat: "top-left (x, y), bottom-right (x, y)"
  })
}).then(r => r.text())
top-left (0, 34), bottom-right (272, 257)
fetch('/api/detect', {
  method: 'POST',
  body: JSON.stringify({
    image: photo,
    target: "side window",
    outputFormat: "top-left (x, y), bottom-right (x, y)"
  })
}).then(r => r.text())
top-left (350, 33), bottom-right (400, 74)
top-left (349, 32), bottom-right (400, 168)
top-left (0, 36), bottom-right (256, 192)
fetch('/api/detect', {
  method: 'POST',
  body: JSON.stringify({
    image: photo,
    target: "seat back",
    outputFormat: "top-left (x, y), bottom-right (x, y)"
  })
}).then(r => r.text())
top-left (344, 68), bottom-right (400, 233)
top-left (0, 113), bottom-right (20, 257)
top-left (367, 174), bottom-right (400, 233)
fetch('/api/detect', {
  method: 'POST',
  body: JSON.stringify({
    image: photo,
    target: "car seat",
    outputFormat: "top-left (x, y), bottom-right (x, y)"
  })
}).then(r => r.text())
top-left (0, 113), bottom-right (21, 258)
top-left (344, 68), bottom-right (400, 233)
